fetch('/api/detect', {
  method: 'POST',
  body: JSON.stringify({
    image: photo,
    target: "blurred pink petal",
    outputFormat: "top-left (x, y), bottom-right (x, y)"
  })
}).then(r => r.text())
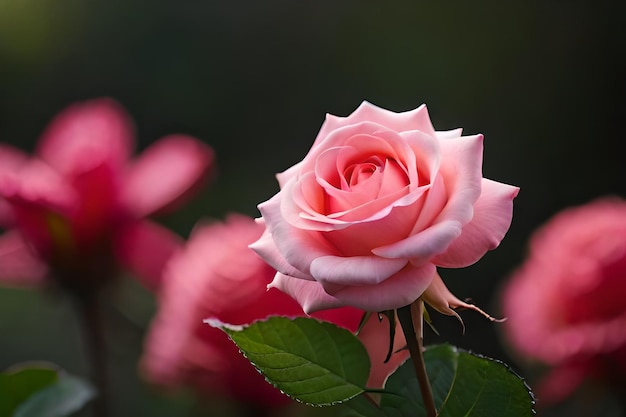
top-left (114, 220), bottom-right (184, 292)
top-left (122, 135), bottom-right (215, 216)
top-left (36, 98), bottom-right (134, 176)
top-left (358, 313), bottom-right (409, 391)
top-left (535, 363), bottom-right (590, 405)
top-left (0, 231), bottom-right (48, 287)
top-left (0, 158), bottom-right (77, 214)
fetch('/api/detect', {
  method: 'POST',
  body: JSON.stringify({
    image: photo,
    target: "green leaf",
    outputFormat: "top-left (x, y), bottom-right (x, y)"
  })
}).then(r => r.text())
top-left (0, 362), bottom-right (95, 417)
top-left (0, 363), bottom-right (60, 415)
top-left (207, 316), bottom-right (371, 406)
top-left (341, 344), bottom-right (535, 417)
top-left (14, 375), bottom-right (96, 417)
top-left (436, 348), bottom-right (534, 417)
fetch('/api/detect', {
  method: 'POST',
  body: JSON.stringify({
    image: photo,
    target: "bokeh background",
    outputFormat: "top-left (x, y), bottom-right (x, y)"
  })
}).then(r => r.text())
top-left (1, 1), bottom-right (625, 416)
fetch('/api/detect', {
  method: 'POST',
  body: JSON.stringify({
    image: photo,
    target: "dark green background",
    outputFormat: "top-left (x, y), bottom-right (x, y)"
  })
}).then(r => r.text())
top-left (1, 1), bottom-right (625, 416)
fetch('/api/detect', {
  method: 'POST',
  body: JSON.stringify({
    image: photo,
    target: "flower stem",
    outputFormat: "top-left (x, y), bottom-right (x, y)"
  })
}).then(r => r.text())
top-left (77, 295), bottom-right (109, 417)
top-left (397, 300), bottom-right (437, 417)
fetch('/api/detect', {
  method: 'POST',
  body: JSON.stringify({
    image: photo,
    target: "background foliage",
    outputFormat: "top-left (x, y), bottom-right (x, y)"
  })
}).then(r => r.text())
top-left (1, 1), bottom-right (625, 416)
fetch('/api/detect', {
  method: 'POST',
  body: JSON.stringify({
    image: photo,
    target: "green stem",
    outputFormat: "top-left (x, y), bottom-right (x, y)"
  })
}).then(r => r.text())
top-left (397, 301), bottom-right (437, 417)
top-left (77, 296), bottom-right (109, 417)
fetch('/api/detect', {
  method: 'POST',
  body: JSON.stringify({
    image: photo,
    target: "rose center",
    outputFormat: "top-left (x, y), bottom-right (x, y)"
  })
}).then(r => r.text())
top-left (344, 162), bottom-right (378, 187)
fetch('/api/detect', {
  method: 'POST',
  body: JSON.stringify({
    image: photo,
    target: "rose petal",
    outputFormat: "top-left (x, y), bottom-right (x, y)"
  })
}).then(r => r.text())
top-left (435, 128), bottom-right (463, 139)
top-left (36, 98), bottom-right (134, 176)
top-left (433, 179), bottom-right (519, 267)
top-left (294, 172), bottom-right (419, 228)
top-left (434, 134), bottom-right (484, 226)
top-left (310, 255), bottom-right (408, 286)
top-left (114, 220), bottom-right (184, 292)
top-left (372, 219), bottom-right (462, 262)
top-left (409, 174), bottom-right (448, 234)
top-left (323, 202), bottom-right (423, 256)
top-left (330, 262), bottom-right (436, 312)
top-left (122, 135), bottom-right (215, 217)
top-left (314, 102), bottom-right (435, 147)
top-left (297, 122), bottom-right (412, 176)
top-left (269, 273), bottom-right (345, 313)
top-left (258, 192), bottom-right (338, 273)
top-left (398, 129), bottom-right (441, 187)
top-left (248, 226), bottom-right (311, 280)
top-left (0, 231), bottom-right (48, 287)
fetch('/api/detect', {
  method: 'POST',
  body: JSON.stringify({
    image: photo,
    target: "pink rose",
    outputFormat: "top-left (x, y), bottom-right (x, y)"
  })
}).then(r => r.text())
top-left (502, 198), bottom-right (626, 402)
top-left (251, 101), bottom-right (518, 313)
top-left (141, 214), bottom-right (408, 407)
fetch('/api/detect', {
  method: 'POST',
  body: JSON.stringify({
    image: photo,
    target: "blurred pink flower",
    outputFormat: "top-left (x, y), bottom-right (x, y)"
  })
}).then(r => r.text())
top-left (502, 198), bottom-right (626, 402)
top-left (0, 98), bottom-right (214, 295)
top-left (140, 214), bottom-right (408, 407)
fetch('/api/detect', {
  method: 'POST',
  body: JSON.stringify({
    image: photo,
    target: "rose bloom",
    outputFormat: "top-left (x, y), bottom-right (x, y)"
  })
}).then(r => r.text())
top-left (502, 198), bottom-right (626, 402)
top-left (0, 98), bottom-right (214, 295)
top-left (251, 101), bottom-right (518, 313)
top-left (141, 214), bottom-right (408, 408)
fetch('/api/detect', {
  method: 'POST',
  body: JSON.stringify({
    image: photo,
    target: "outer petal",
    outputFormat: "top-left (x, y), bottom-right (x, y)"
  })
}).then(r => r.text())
top-left (258, 192), bottom-right (338, 274)
top-left (269, 273), bottom-right (345, 313)
top-left (0, 231), bottom-right (48, 287)
top-left (122, 135), bottom-right (215, 217)
top-left (314, 102), bottom-right (435, 148)
top-left (434, 134), bottom-right (484, 226)
top-left (372, 219), bottom-right (462, 262)
top-left (310, 255), bottom-right (408, 286)
top-left (435, 128), bottom-right (463, 139)
top-left (114, 220), bottom-right (184, 291)
top-left (36, 98), bottom-right (134, 176)
top-left (248, 227), bottom-right (311, 279)
top-left (433, 179), bottom-right (519, 267)
top-left (330, 262), bottom-right (437, 311)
